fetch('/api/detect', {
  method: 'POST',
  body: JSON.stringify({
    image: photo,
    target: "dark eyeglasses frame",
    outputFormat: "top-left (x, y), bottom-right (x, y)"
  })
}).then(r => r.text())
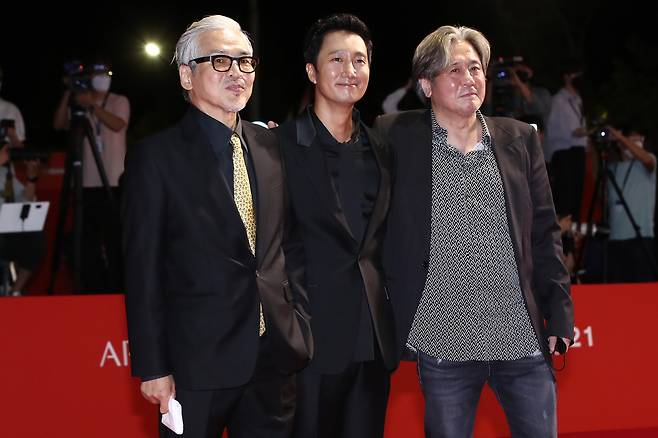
top-left (190, 54), bottom-right (259, 73)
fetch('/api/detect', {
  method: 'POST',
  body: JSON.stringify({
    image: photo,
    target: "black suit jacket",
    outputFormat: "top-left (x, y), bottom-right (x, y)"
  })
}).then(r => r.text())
top-left (122, 108), bottom-right (312, 390)
top-left (276, 108), bottom-right (397, 374)
top-left (375, 109), bottom-right (574, 366)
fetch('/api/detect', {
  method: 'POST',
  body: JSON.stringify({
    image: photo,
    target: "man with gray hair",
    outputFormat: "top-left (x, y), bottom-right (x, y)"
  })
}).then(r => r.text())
top-left (375, 25), bottom-right (574, 437)
top-left (122, 15), bottom-right (312, 437)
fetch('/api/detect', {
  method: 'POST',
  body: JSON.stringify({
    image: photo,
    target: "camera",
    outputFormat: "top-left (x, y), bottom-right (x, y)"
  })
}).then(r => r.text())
top-left (1, 118), bottom-right (14, 134)
top-left (8, 147), bottom-right (50, 162)
top-left (589, 117), bottom-right (615, 152)
top-left (1, 119), bottom-right (50, 161)
top-left (592, 127), bottom-right (611, 142)
top-left (71, 74), bottom-right (92, 92)
top-left (63, 60), bottom-right (92, 93)
top-left (488, 56), bottom-right (529, 117)
top-left (1, 119), bottom-right (15, 147)
top-left (491, 56), bottom-right (528, 86)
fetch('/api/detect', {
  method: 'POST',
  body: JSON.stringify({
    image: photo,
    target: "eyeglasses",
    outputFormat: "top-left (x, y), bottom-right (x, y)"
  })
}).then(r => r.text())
top-left (190, 54), bottom-right (259, 73)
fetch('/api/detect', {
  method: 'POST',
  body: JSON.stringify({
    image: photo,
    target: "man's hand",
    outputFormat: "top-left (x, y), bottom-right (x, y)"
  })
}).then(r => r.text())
top-left (72, 90), bottom-right (95, 109)
top-left (25, 160), bottom-right (40, 180)
top-left (572, 127), bottom-right (588, 137)
top-left (548, 336), bottom-right (570, 355)
top-left (140, 374), bottom-right (175, 414)
top-left (0, 144), bottom-right (9, 166)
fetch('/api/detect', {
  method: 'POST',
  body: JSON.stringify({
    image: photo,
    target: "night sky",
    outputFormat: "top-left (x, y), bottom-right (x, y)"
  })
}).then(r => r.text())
top-left (3, 0), bottom-right (656, 149)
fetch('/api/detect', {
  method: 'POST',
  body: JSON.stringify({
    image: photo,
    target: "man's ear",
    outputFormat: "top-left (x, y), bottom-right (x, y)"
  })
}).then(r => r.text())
top-left (179, 64), bottom-right (193, 90)
top-left (419, 78), bottom-right (432, 98)
top-left (305, 63), bottom-right (317, 85)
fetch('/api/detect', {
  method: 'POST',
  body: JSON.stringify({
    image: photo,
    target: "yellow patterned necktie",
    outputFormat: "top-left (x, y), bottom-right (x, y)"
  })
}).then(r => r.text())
top-left (230, 133), bottom-right (265, 336)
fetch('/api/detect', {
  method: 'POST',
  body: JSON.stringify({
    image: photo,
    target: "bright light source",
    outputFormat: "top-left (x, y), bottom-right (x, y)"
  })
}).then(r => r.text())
top-left (144, 42), bottom-right (161, 57)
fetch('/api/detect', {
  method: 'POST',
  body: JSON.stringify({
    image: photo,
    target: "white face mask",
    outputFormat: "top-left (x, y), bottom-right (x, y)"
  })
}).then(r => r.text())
top-left (92, 75), bottom-right (112, 92)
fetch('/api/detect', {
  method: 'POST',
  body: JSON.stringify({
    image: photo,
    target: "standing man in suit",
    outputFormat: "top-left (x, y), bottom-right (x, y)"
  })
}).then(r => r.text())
top-left (122, 15), bottom-right (312, 438)
top-left (275, 13), bottom-right (397, 438)
top-left (375, 25), bottom-right (574, 437)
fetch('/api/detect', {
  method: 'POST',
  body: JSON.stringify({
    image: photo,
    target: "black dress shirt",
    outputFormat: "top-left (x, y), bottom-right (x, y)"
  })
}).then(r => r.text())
top-left (311, 109), bottom-right (379, 362)
top-left (192, 106), bottom-right (258, 205)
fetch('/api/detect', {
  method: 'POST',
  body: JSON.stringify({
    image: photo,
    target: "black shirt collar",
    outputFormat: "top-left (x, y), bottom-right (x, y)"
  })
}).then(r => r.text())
top-left (309, 107), bottom-right (362, 149)
top-left (191, 105), bottom-right (247, 156)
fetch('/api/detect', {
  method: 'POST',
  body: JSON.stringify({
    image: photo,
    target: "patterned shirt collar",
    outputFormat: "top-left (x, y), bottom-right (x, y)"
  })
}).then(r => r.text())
top-left (431, 109), bottom-right (491, 151)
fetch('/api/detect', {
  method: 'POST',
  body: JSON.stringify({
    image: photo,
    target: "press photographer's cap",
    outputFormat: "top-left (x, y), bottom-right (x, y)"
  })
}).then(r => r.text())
top-left (89, 63), bottom-right (112, 76)
top-left (63, 60), bottom-right (85, 75)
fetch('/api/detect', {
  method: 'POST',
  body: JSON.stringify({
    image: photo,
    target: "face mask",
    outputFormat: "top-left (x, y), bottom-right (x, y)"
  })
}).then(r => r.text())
top-left (92, 75), bottom-right (112, 92)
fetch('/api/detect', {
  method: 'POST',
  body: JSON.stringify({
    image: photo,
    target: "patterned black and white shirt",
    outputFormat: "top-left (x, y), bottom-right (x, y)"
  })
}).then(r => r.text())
top-left (407, 110), bottom-right (539, 361)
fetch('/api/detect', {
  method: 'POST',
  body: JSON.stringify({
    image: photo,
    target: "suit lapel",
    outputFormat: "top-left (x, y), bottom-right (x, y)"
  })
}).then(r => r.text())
top-left (362, 125), bottom-right (390, 245)
top-left (487, 117), bottom-right (525, 265)
top-left (181, 111), bottom-right (254, 262)
top-left (410, 111), bottom-right (433, 248)
top-left (294, 111), bottom-right (357, 243)
top-left (243, 123), bottom-right (275, 264)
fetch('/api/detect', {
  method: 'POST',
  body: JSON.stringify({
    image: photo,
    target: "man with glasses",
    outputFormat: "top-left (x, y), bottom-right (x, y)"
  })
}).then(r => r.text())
top-left (122, 15), bottom-right (312, 438)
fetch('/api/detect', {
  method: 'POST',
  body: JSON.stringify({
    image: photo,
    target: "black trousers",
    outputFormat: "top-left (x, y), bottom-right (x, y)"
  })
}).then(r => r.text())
top-left (292, 355), bottom-right (391, 438)
top-left (550, 146), bottom-right (586, 221)
top-left (160, 337), bottom-right (296, 438)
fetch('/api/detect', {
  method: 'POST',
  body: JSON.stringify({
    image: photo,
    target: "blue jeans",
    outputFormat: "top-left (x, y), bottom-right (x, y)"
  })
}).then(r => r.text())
top-left (417, 351), bottom-right (556, 438)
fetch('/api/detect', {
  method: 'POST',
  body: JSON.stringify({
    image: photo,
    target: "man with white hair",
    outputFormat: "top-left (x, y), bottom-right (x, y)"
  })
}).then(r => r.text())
top-left (122, 15), bottom-right (312, 437)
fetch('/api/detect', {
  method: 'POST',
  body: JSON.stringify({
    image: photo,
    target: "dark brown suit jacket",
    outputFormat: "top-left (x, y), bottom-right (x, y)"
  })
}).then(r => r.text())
top-left (375, 109), bottom-right (573, 367)
top-left (122, 108), bottom-right (312, 390)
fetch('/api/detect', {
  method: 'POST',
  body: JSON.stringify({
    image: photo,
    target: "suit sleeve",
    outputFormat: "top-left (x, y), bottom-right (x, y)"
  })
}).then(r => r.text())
top-left (527, 127), bottom-right (575, 341)
top-left (121, 142), bottom-right (171, 378)
top-left (278, 137), bottom-right (311, 322)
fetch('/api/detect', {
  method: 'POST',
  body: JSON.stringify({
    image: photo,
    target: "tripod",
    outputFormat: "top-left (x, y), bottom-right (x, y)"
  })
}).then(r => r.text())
top-left (48, 110), bottom-right (115, 294)
top-left (576, 145), bottom-right (658, 282)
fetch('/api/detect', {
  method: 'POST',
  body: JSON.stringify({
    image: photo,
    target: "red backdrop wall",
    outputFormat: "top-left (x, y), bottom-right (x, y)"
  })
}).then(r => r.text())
top-left (1, 283), bottom-right (657, 437)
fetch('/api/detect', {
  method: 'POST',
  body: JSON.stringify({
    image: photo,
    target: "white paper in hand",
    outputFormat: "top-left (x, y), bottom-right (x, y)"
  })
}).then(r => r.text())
top-left (161, 397), bottom-right (184, 435)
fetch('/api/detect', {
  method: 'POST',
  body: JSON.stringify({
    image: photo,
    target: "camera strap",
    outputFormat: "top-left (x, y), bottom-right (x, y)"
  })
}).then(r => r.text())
top-left (567, 95), bottom-right (584, 126)
top-left (3, 163), bottom-right (15, 202)
top-left (93, 93), bottom-right (110, 135)
top-left (613, 159), bottom-right (636, 193)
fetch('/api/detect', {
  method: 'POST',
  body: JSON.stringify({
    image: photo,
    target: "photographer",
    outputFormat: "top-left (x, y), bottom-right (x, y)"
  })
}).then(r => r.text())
top-left (1, 142), bottom-right (45, 297)
top-left (483, 57), bottom-right (552, 125)
top-left (53, 58), bottom-right (130, 294)
top-left (545, 60), bottom-right (588, 221)
top-left (0, 66), bottom-right (26, 149)
top-left (605, 126), bottom-right (657, 282)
